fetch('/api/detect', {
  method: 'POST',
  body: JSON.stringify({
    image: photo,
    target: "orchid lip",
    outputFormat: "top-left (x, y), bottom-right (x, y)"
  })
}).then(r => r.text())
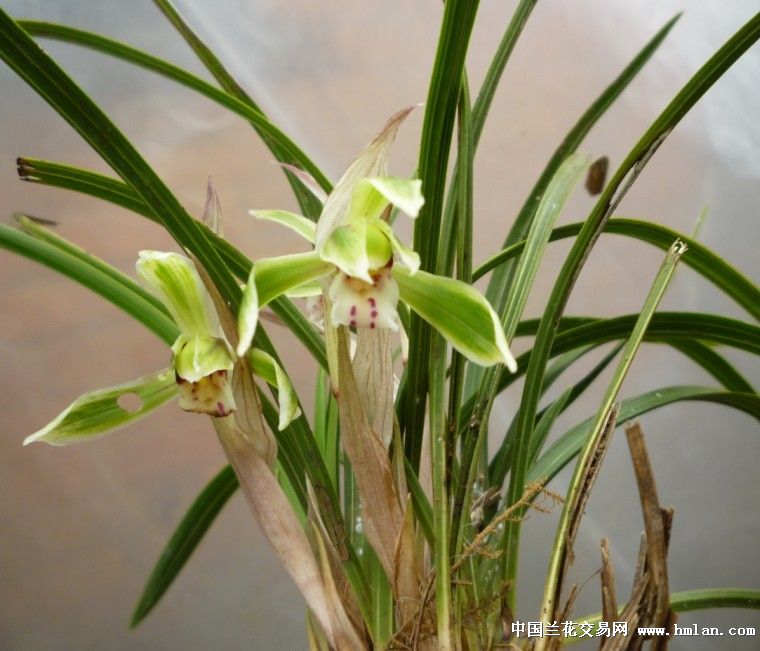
top-left (328, 263), bottom-right (400, 331)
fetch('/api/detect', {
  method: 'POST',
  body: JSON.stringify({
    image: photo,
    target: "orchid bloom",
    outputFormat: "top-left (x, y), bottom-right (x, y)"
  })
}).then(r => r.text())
top-left (136, 250), bottom-right (237, 417)
top-left (25, 251), bottom-right (299, 446)
top-left (239, 108), bottom-right (517, 371)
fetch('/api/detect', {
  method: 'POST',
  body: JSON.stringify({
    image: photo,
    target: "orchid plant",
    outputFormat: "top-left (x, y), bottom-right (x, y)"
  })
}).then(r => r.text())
top-left (25, 111), bottom-right (514, 447)
top-left (1, 2), bottom-right (759, 650)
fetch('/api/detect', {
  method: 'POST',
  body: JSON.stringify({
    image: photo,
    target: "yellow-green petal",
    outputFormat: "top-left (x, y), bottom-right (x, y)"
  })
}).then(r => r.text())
top-left (249, 349), bottom-right (302, 430)
top-left (365, 176), bottom-right (424, 218)
top-left (174, 334), bottom-right (234, 383)
top-left (319, 221), bottom-right (372, 282)
top-left (173, 335), bottom-right (236, 417)
top-left (373, 219), bottom-right (420, 273)
top-left (346, 177), bottom-right (392, 223)
top-left (23, 369), bottom-right (177, 446)
top-left (237, 266), bottom-right (259, 357)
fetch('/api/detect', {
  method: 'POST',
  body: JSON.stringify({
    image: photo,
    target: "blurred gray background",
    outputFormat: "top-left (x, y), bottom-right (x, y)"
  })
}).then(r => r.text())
top-left (1, 1), bottom-right (758, 649)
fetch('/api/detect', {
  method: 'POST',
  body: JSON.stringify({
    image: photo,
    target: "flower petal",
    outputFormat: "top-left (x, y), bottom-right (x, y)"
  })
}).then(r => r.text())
top-left (315, 106), bottom-right (415, 248)
top-left (23, 369), bottom-right (177, 446)
top-left (174, 334), bottom-right (234, 383)
top-left (136, 250), bottom-right (218, 337)
top-left (393, 266), bottom-right (517, 370)
top-left (346, 177), bottom-right (392, 223)
top-left (328, 268), bottom-right (399, 331)
top-left (320, 221), bottom-right (372, 283)
top-left (173, 335), bottom-right (236, 417)
top-left (248, 349), bottom-right (302, 430)
top-left (237, 266), bottom-right (259, 357)
top-left (373, 219), bottom-right (420, 274)
top-left (365, 176), bottom-right (424, 219)
top-left (253, 251), bottom-right (333, 306)
top-left (249, 209), bottom-right (316, 243)
top-left (285, 281), bottom-right (323, 298)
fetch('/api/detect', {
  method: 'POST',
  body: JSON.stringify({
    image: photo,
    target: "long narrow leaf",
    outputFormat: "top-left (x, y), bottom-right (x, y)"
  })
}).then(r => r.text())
top-left (529, 386), bottom-right (760, 486)
top-left (566, 588), bottom-right (760, 644)
top-left (0, 225), bottom-right (178, 344)
top-left (471, 0), bottom-right (539, 144)
top-left (404, 0), bottom-right (481, 471)
top-left (435, 0), bottom-right (540, 275)
top-left (507, 21), bottom-right (760, 612)
top-left (151, 0), bottom-right (324, 219)
top-left (131, 465), bottom-right (238, 626)
top-left (16, 158), bottom-right (328, 368)
top-left (19, 19), bottom-right (329, 214)
top-left (489, 343), bottom-right (624, 489)
top-left (430, 332), bottom-right (452, 648)
top-left (484, 14), bottom-right (681, 312)
top-left (512, 312), bottom-right (760, 361)
top-left (669, 339), bottom-right (753, 393)
top-left (14, 214), bottom-right (167, 315)
top-left (475, 218), bottom-right (760, 321)
top-left (507, 10), bottom-right (760, 598)
top-left (451, 312), bottom-right (760, 435)
top-left (450, 152), bottom-right (589, 564)
top-left (532, 241), bottom-right (687, 640)
top-left (0, 10), bottom-right (241, 309)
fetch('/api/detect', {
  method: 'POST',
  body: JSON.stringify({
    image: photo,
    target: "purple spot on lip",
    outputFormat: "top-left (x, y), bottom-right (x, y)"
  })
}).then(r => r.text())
top-left (350, 319), bottom-right (357, 327)
top-left (370, 322), bottom-right (376, 329)
top-left (217, 402), bottom-right (226, 416)
top-left (368, 297), bottom-right (376, 307)
top-left (371, 310), bottom-right (378, 318)
top-left (350, 305), bottom-right (357, 316)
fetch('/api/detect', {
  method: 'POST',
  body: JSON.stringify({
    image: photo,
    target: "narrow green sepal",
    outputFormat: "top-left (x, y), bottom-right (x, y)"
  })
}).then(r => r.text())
top-left (249, 209), bottom-right (316, 243)
top-left (136, 250), bottom-right (217, 337)
top-left (253, 251), bottom-right (333, 306)
top-left (23, 369), bottom-right (177, 446)
top-left (393, 266), bottom-right (517, 369)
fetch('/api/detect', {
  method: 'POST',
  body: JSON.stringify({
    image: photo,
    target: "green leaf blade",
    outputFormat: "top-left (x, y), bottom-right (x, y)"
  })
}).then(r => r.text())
top-left (0, 10), bottom-right (241, 308)
top-left (131, 465), bottom-right (238, 627)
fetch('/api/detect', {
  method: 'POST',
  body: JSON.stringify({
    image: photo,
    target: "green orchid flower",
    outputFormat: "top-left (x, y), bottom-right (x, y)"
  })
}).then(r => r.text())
top-left (25, 250), bottom-right (299, 446)
top-left (136, 250), bottom-right (237, 417)
top-left (240, 108), bottom-right (517, 371)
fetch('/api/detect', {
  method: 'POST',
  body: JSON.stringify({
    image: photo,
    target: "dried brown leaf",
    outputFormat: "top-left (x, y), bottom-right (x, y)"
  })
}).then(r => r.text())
top-left (214, 417), bottom-right (333, 645)
top-left (312, 524), bottom-right (368, 650)
top-left (306, 482), bottom-right (364, 633)
top-left (352, 328), bottom-right (395, 447)
top-left (335, 325), bottom-right (402, 577)
top-left (394, 495), bottom-right (425, 629)
top-left (600, 538), bottom-right (618, 633)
